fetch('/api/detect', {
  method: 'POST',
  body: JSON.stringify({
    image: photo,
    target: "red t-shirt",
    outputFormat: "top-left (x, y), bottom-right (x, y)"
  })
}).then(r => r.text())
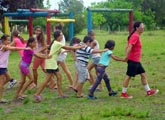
top-left (127, 32), bottom-right (142, 62)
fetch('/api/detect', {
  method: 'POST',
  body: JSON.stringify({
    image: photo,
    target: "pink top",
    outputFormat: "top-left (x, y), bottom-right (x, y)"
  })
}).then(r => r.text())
top-left (0, 46), bottom-right (10, 68)
top-left (13, 37), bottom-right (26, 57)
top-left (128, 32), bottom-right (142, 62)
top-left (22, 49), bottom-right (34, 65)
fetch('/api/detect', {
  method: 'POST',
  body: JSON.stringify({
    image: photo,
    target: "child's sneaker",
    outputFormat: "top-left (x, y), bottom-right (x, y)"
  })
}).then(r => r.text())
top-left (109, 91), bottom-right (118, 96)
top-left (121, 92), bottom-right (133, 99)
top-left (147, 89), bottom-right (159, 96)
top-left (7, 79), bottom-right (17, 89)
top-left (87, 95), bottom-right (97, 100)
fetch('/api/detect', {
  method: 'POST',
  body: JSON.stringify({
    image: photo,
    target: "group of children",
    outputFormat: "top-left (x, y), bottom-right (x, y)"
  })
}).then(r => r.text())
top-left (0, 21), bottom-right (159, 103)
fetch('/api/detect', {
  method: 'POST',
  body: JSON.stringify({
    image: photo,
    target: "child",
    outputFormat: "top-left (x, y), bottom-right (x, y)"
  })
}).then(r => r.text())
top-left (33, 30), bottom-right (85, 102)
top-left (11, 30), bottom-right (26, 57)
top-left (55, 24), bottom-right (74, 88)
top-left (32, 26), bottom-right (47, 88)
top-left (121, 21), bottom-right (159, 99)
top-left (88, 40), bottom-right (125, 99)
top-left (0, 34), bottom-right (28, 103)
top-left (6, 30), bottom-right (27, 89)
top-left (15, 37), bottom-right (48, 99)
top-left (87, 30), bottom-right (103, 91)
top-left (70, 37), bottom-right (81, 88)
top-left (73, 36), bottom-right (108, 98)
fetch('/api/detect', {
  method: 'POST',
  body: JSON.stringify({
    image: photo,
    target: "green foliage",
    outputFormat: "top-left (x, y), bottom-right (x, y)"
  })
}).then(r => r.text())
top-left (58, 0), bottom-right (86, 39)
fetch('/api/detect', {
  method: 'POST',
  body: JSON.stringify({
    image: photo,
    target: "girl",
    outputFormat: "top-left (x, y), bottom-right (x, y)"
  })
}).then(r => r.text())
top-left (33, 30), bottom-right (84, 102)
top-left (6, 30), bottom-right (26, 89)
top-left (55, 24), bottom-right (74, 88)
top-left (121, 21), bottom-right (159, 99)
top-left (88, 40), bottom-right (125, 99)
top-left (0, 34), bottom-right (28, 103)
top-left (11, 30), bottom-right (26, 57)
top-left (31, 26), bottom-right (47, 88)
top-left (15, 37), bottom-right (48, 99)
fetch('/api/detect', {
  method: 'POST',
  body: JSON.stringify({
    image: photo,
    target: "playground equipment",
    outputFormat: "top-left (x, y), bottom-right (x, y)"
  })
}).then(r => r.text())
top-left (3, 8), bottom-right (75, 44)
top-left (87, 8), bottom-right (133, 33)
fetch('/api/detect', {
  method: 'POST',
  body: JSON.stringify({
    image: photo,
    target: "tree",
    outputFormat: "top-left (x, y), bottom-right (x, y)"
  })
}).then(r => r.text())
top-left (58, 0), bottom-right (86, 40)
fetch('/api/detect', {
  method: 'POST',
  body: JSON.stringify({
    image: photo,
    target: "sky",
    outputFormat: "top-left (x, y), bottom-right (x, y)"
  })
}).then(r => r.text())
top-left (43, 0), bottom-right (107, 10)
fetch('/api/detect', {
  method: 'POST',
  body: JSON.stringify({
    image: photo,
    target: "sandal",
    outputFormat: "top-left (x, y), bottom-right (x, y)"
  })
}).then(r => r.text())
top-left (0, 98), bottom-right (8, 103)
top-left (33, 95), bottom-right (41, 103)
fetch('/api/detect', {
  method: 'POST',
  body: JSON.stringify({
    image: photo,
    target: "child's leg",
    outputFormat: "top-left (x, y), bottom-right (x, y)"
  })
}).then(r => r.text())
top-left (89, 66), bottom-right (105, 96)
top-left (102, 73), bottom-right (112, 92)
top-left (55, 72), bottom-right (63, 96)
top-left (20, 73), bottom-right (34, 96)
top-left (73, 70), bottom-right (78, 88)
top-left (58, 61), bottom-right (74, 87)
top-left (87, 63), bottom-right (95, 85)
top-left (15, 74), bottom-right (26, 99)
top-left (76, 83), bottom-right (84, 97)
top-left (0, 75), bottom-right (5, 100)
top-left (34, 73), bottom-right (53, 96)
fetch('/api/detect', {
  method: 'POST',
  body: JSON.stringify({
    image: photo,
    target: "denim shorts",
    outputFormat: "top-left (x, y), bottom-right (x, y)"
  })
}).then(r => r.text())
top-left (126, 60), bottom-right (145, 77)
top-left (92, 57), bottom-right (100, 65)
top-left (57, 53), bottom-right (67, 62)
top-left (0, 68), bottom-right (7, 75)
top-left (75, 61), bottom-right (89, 83)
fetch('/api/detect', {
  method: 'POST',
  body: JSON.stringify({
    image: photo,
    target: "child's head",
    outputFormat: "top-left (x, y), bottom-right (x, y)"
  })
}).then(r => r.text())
top-left (0, 34), bottom-right (10, 45)
top-left (71, 37), bottom-right (81, 45)
top-left (12, 30), bottom-right (25, 43)
top-left (55, 24), bottom-right (63, 31)
top-left (12, 30), bottom-right (20, 37)
top-left (83, 36), bottom-right (93, 45)
top-left (34, 26), bottom-right (45, 44)
top-left (88, 30), bottom-right (95, 39)
top-left (104, 40), bottom-right (115, 50)
top-left (53, 30), bottom-right (63, 41)
top-left (26, 37), bottom-right (36, 48)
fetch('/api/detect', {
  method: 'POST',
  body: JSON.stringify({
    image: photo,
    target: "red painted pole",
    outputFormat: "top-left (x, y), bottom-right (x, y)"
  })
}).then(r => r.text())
top-left (46, 13), bottom-right (51, 45)
top-left (129, 11), bottom-right (133, 33)
top-left (29, 16), bottom-right (33, 37)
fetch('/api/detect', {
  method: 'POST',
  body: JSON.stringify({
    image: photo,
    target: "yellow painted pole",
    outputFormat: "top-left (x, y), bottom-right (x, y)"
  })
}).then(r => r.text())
top-left (4, 17), bottom-right (10, 35)
top-left (47, 18), bottom-right (75, 22)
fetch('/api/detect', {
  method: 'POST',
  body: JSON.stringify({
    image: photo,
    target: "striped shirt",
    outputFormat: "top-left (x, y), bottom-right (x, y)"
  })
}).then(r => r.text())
top-left (75, 43), bottom-right (93, 65)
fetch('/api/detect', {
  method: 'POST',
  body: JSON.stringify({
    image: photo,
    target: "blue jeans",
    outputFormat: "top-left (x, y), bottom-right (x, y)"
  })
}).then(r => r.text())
top-left (89, 66), bottom-right (111, 96)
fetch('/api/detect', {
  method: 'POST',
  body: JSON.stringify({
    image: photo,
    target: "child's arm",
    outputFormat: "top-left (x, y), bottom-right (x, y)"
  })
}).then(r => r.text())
top-left (62, 44), bottom-right (85, 50)
top-left (3, 45), bottom-right (29, 51)
top-left (110, 54), bottom-right (125, 62)
top-left (92, 48), bottom-right (108, 54)
top-left (34, 52), bottom-right (51, 59)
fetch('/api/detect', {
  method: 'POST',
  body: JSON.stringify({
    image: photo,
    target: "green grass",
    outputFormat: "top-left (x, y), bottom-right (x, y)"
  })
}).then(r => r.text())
top-left (0, 30), bottom-right (165, 120)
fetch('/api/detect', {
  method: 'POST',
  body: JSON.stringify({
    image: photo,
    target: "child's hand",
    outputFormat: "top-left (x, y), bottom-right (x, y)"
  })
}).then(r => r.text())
top-left (123, 57), bottom-right (128, 62)
top-left (25, 47), bottom-right (31, 50)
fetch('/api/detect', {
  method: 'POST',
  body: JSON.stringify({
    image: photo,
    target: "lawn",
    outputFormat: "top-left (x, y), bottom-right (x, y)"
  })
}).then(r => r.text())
top-left (0, 30), bottom-right (165, 120)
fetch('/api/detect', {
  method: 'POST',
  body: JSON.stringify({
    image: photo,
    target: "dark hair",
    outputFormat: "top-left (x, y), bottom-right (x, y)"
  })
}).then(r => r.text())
top-left (0, 34), bottom-right (10, 42)
top-left (48, 30), bottom-right (61, 50)
top-left (71, 37), bottom-right (81, 45)
top-left (128, 21), bottom-right (142, 41)
top-left (88, 30), bottom-right (94, 36)
top-left (104, 40), bottom-right (115, 49)
top-left (55, 24), bottom-right (63, 31)
top-left (12, 30), bottom-right (25, 43)
top-left (26, 37), bottom-right (35, 47)
top-left (83, 36), bottom-right (93, 43)
top-left (34, 26), bottom-right (45, 46)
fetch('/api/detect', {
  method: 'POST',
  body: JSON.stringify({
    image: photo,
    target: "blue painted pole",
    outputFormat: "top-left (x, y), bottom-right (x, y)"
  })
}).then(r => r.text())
top-left (69, 12), bottom-right (74, 42)
top-left (3, 12), bottom-right (48, 17)
top-left (87, 9), bottom-right (92, 33)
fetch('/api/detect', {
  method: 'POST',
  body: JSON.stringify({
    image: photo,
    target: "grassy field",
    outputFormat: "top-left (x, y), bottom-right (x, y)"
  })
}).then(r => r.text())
top-left (0, 30), bottom-right (165, 120)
